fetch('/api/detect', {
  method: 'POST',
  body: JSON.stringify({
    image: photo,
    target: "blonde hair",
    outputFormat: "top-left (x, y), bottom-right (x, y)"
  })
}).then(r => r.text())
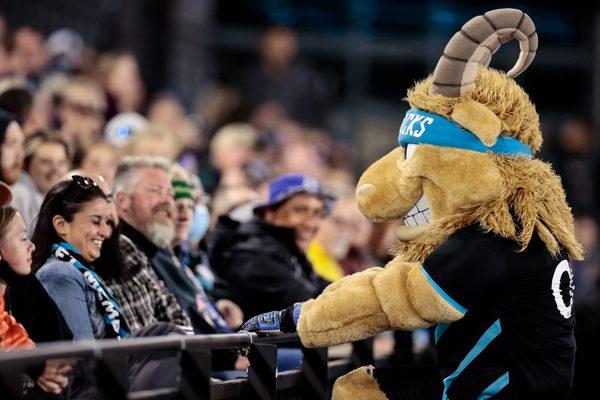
top-left (124, 125), bottom-right (183, 161)
top-left (210, 123), bottom-right (257, 153)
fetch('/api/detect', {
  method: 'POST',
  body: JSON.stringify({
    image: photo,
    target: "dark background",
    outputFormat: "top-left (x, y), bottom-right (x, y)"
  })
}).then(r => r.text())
top-left (1, 0), bottom-right (597, 148)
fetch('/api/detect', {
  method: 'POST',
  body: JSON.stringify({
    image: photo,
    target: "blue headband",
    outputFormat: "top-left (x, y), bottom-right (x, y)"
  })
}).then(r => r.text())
top-left (397, 109), bottom-right (532, 158)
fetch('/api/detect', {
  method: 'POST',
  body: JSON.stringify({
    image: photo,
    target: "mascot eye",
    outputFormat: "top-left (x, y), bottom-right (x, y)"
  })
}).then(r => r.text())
top-left (406, 144), bottom-right (419, 159)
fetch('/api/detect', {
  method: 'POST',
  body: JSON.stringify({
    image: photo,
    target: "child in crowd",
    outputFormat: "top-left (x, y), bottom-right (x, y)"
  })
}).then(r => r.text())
top-left (0, 181), bottom-right (72, 398)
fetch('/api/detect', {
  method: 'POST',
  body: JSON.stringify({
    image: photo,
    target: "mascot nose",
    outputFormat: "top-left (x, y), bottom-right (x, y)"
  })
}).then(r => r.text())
top-left (356, 183), bottom-right (380, 219)
top-left (356, 183), bottom-right (375, 200)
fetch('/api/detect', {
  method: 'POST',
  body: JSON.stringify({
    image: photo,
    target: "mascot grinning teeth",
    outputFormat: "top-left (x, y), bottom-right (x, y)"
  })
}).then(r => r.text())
top-left (241, 8), bottom-right (583, 399)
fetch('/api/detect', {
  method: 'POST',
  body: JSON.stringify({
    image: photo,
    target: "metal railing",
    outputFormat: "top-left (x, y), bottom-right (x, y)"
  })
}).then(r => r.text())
top-left (0, 332), bottom-right (377, 400)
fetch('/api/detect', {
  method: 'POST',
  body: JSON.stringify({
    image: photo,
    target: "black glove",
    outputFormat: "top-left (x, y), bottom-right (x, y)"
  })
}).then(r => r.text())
top-left (240, 303), bottom-right (303, 334)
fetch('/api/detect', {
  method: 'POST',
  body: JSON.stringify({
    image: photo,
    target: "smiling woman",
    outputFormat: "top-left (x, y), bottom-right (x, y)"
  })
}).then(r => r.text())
top-left (31, 175), bottom-right (130, 340)
top-left (53, 197), bottom-right (112, 262)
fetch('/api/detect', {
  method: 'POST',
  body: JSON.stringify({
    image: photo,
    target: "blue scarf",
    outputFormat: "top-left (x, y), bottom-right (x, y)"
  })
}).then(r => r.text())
top-left (51, 242), bottom-right (130, 339)
top-left (397, 108), bottom-right (532, 158)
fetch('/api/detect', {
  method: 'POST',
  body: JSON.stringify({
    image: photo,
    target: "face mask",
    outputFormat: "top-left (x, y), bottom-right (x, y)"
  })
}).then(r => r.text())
top-left (188, 204), bottom-right (211, 243)
top-left (228, 202), bottom-right (256, 223)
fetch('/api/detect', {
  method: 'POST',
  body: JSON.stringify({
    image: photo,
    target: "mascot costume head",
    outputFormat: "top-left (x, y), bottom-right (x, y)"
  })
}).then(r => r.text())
top-left (241, 8), bottom-right (582, 400)
top-left (356, 8), bottom-right (581, 264)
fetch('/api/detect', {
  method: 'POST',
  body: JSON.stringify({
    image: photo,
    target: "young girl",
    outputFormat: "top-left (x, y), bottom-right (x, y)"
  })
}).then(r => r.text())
top-left (0, 182), bottom-right (72, 397)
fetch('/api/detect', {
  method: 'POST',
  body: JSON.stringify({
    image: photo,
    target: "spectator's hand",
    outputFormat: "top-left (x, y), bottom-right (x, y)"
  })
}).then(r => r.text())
top-left (234, 356), bottom-right (249, 371)
top-left (216, 299), bottom-right (244, 329)
top-left (36, 359), bottom-right (73, 395)
top-left (240, 303), bottom-right (302, 334)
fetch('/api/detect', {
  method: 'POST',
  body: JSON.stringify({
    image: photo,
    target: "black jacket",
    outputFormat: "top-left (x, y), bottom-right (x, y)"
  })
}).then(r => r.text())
top-left (0, 261), bottom-right (72, 388)
top-left (0, 261), bottom-right (72, 344)
top-left (208, 217), bottom-right (327, 319)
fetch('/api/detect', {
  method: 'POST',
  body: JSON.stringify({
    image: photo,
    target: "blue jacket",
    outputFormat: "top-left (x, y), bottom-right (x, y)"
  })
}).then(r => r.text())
top-left (36, 258), bottom-right (106, 340)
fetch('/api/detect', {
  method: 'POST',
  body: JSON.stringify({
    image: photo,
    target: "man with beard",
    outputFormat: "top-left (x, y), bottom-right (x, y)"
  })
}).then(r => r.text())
top-left (11, 131), bottom-right (70, 234)
top-left (112, 156), bottom-right (243, 341)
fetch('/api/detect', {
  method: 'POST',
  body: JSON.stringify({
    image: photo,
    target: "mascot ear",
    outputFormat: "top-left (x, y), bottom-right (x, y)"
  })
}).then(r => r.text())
top-left (451, 99), bottom-right (501, 147)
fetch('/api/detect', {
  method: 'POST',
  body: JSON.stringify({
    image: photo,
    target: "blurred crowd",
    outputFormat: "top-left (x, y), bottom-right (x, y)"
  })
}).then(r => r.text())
top-left (0, 12), bottom-right (599, 399)
top-left (0, 18), bottom-right (394, 273)
top-left (0, 16), bottom-right (395, 398)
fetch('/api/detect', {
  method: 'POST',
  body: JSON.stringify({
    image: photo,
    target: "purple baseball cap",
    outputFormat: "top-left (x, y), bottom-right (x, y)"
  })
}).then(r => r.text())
top-left (253, 173), bottom-right (336, 216)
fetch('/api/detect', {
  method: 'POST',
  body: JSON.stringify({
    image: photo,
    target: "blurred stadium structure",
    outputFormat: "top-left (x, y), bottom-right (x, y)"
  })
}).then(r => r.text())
top-left (2, 0), bottom-right (598, 168)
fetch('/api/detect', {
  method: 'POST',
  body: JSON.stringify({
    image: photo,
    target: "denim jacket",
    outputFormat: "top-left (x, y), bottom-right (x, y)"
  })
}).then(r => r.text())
top-left (36, 258), bottom-right (106, 340)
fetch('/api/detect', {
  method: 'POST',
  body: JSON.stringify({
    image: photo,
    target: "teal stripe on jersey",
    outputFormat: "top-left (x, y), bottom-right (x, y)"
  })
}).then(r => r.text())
top-left (442, 319), bottom-right (502, 399)
top-left (435, 323), bottom-right (450, 344)
top-left (421, 265), bottom-right (468, 314)
top-left (477, 371), bottom-right (509, 399)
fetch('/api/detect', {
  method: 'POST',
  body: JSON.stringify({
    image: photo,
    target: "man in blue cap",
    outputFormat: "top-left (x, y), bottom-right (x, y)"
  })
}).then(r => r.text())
top-left (208, 173), bottom-right (335, 320)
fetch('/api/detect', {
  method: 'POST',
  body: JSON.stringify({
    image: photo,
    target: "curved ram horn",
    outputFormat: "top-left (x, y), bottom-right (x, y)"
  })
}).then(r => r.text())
top-left (429, 8), bottom-right (538, 97)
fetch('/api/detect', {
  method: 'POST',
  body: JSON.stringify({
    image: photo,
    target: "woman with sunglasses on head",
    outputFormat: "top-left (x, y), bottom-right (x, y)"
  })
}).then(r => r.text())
top-left (0, 182), bottom-right (73, 398)
top-left (32, 176), bottom-right (186, 396)
top-left (32, 175), bottom-right (130, 341)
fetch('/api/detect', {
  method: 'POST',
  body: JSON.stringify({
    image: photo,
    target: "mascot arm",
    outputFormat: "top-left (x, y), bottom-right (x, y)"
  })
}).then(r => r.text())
top-left (297, 257), bottom-right (465, 348)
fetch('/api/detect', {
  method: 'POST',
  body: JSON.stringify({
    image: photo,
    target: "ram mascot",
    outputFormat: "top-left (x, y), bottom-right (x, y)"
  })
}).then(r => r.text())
top-left (242, 8), bottom-right (582, 399)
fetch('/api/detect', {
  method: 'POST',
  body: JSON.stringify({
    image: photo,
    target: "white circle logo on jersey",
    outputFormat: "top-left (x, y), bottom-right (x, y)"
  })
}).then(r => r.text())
top-left (552, 260), bottom-right (574, 319)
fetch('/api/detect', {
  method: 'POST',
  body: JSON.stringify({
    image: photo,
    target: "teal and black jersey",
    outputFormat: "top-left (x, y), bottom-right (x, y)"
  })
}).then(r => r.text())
top-left (422, 224), bottom-right (575, 399)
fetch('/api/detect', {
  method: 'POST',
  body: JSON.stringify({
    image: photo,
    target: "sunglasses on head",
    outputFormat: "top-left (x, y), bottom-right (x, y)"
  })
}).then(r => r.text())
top-left (70, 175), bottom-right (112, 200)
top-left (71, 175), bottom-right (98, 189)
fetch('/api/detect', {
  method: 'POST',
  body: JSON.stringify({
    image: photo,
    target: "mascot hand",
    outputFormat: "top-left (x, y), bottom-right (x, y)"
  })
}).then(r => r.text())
top-left (240, 303), bottom-right (302, 334)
